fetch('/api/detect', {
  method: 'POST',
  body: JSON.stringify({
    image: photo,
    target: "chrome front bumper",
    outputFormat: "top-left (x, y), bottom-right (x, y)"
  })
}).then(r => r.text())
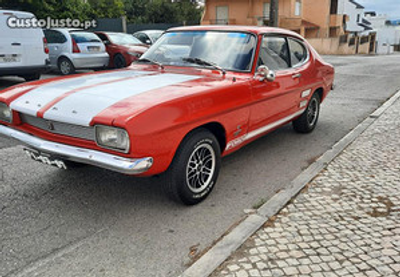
top-left (0, 125), bottom-right (153, 175)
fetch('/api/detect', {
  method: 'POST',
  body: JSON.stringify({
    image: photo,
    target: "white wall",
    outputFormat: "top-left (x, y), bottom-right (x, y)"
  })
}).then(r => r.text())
top-left (343, 1), bottom-right (364, 33)
top-left (366, 14), bottom-right (400, 54)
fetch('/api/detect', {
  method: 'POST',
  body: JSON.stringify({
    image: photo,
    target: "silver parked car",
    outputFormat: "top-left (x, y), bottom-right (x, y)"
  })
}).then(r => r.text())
top-left (43, 29), bottom-right (109, 75)
top-left (133, 30), bottom-right (163, 46)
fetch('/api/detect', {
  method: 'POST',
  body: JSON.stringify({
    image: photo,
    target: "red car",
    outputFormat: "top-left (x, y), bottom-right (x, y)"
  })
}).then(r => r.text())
top-left (95, 31), bottom-right (149, 68)
top-left (0, 26), bottom-right (334, 205)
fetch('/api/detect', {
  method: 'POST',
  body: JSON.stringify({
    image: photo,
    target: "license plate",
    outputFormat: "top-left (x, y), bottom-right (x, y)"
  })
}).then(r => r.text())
top-left (0, 55), bottom-right (20, 63)
top-left (87, 46), bottom-right (100, 52)
top-left (24, 148), bottom-right (67, 169)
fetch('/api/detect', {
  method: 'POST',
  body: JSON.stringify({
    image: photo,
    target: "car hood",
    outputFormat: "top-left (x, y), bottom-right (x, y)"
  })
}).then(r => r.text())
top-left (117, 44), bottom-right (148, 54)
top-left (5, 68), bottom-right (235, 127)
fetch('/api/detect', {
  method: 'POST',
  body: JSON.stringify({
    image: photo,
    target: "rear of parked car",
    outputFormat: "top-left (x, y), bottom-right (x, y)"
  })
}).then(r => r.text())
top-left (0, 10), bottom-right (49, 81)
top-left (44, 29), bottom-right (109, 75)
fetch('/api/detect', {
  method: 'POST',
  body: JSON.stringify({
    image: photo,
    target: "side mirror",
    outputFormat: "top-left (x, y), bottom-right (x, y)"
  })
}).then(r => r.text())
top-left (145, 39), bottom-right (151, 45)
top-left (256, 65), bottom-right (276, 82)
top-left (103, 40), bottom-right (111, 45)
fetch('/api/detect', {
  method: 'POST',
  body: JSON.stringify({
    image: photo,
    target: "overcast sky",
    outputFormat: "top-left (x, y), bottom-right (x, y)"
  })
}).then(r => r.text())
top-left (358, 0), bottom-right (400, 19)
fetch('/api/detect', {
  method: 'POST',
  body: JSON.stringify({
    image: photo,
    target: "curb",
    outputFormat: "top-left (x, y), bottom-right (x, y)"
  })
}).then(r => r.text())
top-left (180, 89), bottom-right (400, 277)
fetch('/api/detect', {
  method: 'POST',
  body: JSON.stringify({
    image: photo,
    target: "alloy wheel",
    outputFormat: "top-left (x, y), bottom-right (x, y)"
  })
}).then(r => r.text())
top-left (186, 143), bottom-right (216, 194)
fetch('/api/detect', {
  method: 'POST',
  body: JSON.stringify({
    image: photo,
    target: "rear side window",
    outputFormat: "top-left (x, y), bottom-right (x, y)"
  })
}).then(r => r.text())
top-left (70, 32), bottom-right (101, 43)
top-left (135, 33), bottom-right (149, 44)
top-left (44, 30), bottom-right (67, 44)
top-left (96, 33), bottom-right (108, 42)
top-left (258, 36), bottom-right (290, 71)
top-left (289, 38), bottom-right (308, 66)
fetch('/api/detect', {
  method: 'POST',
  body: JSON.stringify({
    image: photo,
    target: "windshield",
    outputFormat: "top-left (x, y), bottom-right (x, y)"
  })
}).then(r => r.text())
top-left (70, 32), bottom-right (101, 43)
top-left (108, 33), bottom-right (143, 45)
top-left (140, 31), bottom-right (257, 72)
top-left (147, 31), bottom-right (163, 42)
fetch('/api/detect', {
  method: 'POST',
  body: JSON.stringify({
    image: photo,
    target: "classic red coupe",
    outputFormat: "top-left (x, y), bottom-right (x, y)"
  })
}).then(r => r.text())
top-left (0, 26), bottom-right (334, 205)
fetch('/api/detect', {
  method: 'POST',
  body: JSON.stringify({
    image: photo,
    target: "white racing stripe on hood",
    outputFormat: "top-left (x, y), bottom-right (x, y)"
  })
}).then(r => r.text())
top-left (10, 71), bottom-right (149, 116)
top-left (43, 73), bottom-right (201, 126)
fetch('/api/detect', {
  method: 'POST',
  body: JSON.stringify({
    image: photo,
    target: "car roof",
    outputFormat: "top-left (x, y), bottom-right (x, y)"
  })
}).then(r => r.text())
top-left (135, 30), bottom-right (164, 34)
top-left (168, 25), bottom-right (304, 39)
top-left (0, 9), bottom-right (34, 17)
top-left (49, 28), bottom-right (84, 32)
top-left (96, 31), bottom-right (130, 35)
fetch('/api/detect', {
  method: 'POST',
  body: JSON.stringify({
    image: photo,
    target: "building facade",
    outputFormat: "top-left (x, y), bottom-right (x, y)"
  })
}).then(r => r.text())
top-left (201, 0), bottom-right (376, 55)
top-left (366, 13), bottom-right (400, 54)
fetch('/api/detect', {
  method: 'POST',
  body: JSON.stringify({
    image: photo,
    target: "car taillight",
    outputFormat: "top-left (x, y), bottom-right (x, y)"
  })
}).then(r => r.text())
top-left (43, 37), bottom-right (49, 54)
top-left (72, 38), bottom-right (80, 53)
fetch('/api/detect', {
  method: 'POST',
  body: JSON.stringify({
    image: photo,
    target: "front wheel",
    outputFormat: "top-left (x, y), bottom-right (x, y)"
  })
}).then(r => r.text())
top-left (164, 129), bottom-right (221, 205)
top-left (113, 54), bottom-right (126, 68)
top-left (293, 93), bottom-right (321, 133)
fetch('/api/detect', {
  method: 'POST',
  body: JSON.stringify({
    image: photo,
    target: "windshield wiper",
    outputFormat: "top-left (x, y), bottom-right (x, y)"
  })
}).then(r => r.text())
top-left (182, 57), bottom-right (226, 75)
top-left (137, 58), bottom-right (164, 70)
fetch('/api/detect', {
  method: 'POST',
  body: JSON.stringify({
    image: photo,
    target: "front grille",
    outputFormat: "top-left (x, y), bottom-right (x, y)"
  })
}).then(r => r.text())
top-left (20, 113), bottom-right (95, 141)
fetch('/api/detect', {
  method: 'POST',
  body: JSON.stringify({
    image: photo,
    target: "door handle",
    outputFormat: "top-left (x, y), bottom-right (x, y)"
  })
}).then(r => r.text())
top-left (292, 73), bottom-right (302, 79)
top-left (11, 43), bottom-right (21, 46)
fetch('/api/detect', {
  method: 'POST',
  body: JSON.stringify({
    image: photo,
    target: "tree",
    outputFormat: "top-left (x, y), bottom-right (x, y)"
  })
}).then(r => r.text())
top-left (0, 0), bottom-right (93, 20)
top-left (123, 0), bottom-right (148, 23)
top-left (0, 0), bottom-right (202, 23)
top-left (174, 0), bottom-right (203, 24)
top-left (88, 0), bottom-right (125, 18)
top-left (145, 0), bottom-right (178, 23)
top-left (123, 0), bottom-right (203, 24)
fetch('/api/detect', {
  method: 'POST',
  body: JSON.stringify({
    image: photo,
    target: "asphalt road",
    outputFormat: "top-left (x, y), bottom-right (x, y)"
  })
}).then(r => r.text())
top-left (1, 55), bottom-right (400, 277)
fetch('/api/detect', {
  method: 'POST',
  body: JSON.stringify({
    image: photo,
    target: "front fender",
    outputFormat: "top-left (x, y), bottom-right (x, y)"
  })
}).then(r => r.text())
top-left (123, 81), bottom-right (252, 175)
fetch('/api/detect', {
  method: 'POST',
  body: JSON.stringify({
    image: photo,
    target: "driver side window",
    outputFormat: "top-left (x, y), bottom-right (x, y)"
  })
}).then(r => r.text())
top-left (258, 36), bottom-right (290, 71)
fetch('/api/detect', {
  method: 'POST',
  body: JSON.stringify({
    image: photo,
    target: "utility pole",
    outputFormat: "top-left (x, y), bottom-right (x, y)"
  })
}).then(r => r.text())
top-left (269, 0), bottom-right (279, 27)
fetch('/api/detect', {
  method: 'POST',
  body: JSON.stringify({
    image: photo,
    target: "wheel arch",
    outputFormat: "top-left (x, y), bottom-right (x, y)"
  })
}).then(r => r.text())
top-left (182, 122), bottom-right (227, 154)
top-left (314, 87), bottom-right (324, 102)
top-left (57, 55), bottom-right (72, 65)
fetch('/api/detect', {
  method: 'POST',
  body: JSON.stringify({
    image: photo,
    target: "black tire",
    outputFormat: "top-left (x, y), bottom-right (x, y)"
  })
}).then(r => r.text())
top-left (293, 93), bottom-right (321, 133)
top-left (113, 54), bottom-right (126, 68)
top-left (164, 129), bottom-right (221, 205)
top-left (58, 57), bottom-right (75, 75)
top-left (22, 73), bottom-right (41, 82)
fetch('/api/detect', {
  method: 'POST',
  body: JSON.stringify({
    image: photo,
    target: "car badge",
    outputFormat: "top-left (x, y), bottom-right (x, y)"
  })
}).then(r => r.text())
top-left (47, 121), bottom-right (55, 131)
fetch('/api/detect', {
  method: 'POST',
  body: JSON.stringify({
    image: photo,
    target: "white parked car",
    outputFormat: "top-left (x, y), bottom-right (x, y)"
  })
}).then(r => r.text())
top-left (133, 30), bottom-right (163, 46)
top-left (0, 10), bottom-right (49, 81)
top-left (43, 29), bottom-right (109, 75)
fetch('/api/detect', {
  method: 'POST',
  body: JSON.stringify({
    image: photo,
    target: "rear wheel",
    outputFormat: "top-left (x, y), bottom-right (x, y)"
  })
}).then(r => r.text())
top-left (293, 93), bottom-right (320, 133)
top-left (22, 73), bottom-right (41, 82)
top-left (164, 129), bottom-right (221, 205)
top-left (113, 54), bottom-right (126, 68)
top-left (58, 57), bottom-right (75, 75)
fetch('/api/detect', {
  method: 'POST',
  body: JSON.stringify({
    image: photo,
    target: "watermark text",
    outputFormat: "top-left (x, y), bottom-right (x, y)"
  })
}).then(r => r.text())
top-left (7, 16), bottom-right (97, 30)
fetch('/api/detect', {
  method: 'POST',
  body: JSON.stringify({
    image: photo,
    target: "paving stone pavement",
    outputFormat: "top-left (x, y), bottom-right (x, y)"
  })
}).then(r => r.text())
top-left (211, 98), bottom-right (400, 277)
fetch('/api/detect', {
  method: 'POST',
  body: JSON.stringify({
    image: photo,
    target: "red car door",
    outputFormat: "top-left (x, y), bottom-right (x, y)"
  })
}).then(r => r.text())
top-left (248, 35), bottom-right (303, 138)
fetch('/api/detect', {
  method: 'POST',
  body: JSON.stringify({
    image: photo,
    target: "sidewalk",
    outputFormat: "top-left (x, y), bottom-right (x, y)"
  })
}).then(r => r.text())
top-left (211, 98), bottom-right (400, 277)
